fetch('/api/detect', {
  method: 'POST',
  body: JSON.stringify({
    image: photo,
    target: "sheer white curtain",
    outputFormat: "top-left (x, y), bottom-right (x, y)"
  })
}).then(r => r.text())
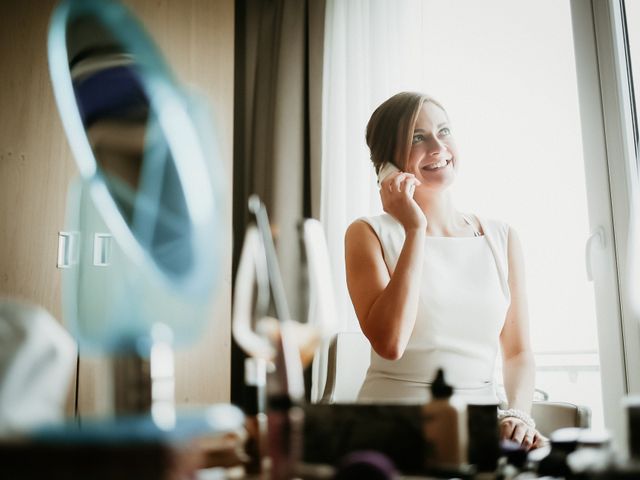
top-left (320, 0), bottom-right (425, 331)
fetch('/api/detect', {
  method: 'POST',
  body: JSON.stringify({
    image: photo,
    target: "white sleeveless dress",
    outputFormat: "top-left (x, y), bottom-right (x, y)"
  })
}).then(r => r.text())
top-left (356, 213), bottom-right (511, 404)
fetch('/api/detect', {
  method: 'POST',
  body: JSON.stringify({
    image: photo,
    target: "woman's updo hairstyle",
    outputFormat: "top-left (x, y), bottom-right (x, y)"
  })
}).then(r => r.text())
top-left (365, 92), bottom-right (447, 174)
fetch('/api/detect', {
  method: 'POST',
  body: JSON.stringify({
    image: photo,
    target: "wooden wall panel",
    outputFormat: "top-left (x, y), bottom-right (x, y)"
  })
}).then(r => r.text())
top-left (0, 0), bottom-right (234, 417)
top-left (0, 0), bottom-right (78, 415)
top-left (120, 0), bottom-right (234, 408)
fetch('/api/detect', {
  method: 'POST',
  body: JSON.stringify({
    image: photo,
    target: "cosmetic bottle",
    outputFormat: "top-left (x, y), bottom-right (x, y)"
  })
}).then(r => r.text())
top-left (625, 395), bottom-right (640, 461)
top-left (467, 402), bottom-right (500, 472)
top-left (265, 323), bottom-right (305, 480)
top-left (566, 429), bottom-right (613, 475)
top-left (422, 368), bottom-right (467, 469)
top-left (243, 357), bottom-right (268, 477)
top-left (495, 441), bottom-right (528, 480)
top-left (536, 427), bottom-right (581, 477)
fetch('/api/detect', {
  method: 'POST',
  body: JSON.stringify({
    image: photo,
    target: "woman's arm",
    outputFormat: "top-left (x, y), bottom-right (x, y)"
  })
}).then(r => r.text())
top-left (345, 221), bottom-right (424, 360)
top-left (499, 226), bottom-right (543, 449)
top-left (345, 172), bottom-right (426, 360)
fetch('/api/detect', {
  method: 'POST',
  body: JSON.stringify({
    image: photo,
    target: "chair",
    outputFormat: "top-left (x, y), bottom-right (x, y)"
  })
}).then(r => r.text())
top-left (319, 331), bottom-right (371, 404)
top-left (318, 331), bottom-right (591, 436)
top-left (531, 401), bottom-right (591, 437)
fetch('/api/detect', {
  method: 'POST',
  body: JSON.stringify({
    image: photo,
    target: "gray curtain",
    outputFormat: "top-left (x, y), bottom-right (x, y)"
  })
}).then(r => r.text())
top-left (232, 0), bottom-right (325, 404)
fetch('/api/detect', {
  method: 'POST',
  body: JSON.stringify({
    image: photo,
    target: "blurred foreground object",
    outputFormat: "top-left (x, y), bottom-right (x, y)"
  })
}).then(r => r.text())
top-left (0, 441), bottom-right (202, 480)
top-left (0, 404), bottom-right (246, 479)
top-left (0, 299), bottom-right (76, 435)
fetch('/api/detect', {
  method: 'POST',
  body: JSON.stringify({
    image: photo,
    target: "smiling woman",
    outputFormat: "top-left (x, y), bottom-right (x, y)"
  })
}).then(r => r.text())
top-left (344, 91), bottom-right (545, 451)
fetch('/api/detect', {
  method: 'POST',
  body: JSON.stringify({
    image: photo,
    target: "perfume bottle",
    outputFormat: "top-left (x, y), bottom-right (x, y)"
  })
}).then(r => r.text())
top-left (243, 357), bottom-right (268, 477)
top-left (422, 368), bottom-right (467, 469)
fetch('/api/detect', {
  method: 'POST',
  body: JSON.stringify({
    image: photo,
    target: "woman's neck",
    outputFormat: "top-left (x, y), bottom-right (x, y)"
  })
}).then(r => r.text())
top-left (413, 190), bottom-right (464, 236)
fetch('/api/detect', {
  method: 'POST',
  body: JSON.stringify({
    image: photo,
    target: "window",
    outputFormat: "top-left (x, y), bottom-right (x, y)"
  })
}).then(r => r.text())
top-left (322, 0), bottom-right (605, 426)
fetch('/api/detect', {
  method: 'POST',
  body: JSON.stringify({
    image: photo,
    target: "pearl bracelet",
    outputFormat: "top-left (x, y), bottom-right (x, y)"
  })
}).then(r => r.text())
top-left (498, 408), bottom-right (536, 429)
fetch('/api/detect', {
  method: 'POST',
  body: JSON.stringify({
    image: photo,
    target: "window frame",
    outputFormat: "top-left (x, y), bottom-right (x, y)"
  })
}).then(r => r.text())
top-left (621, 0), bottom-right (639, 159)
top-left (570, 0), bottom-right (640, 450)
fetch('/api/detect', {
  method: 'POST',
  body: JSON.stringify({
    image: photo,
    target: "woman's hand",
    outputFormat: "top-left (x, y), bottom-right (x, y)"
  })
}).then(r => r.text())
top-left (379, 172), bottom-right (427, 232)
top-left (500, 417), bottom-right (548, 451)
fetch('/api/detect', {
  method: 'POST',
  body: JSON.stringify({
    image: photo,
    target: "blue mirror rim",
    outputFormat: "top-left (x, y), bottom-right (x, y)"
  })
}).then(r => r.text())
top-left (48, 0), bottom-right (219, 298)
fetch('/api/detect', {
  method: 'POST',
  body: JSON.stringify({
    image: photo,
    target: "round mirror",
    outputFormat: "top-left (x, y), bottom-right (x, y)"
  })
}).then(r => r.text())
top-left (49, 0), bottom-right (223, 350)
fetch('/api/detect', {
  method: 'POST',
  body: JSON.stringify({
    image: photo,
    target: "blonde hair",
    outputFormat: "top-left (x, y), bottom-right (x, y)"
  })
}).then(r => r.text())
top-left (365, 92), bottom-right (447, 173)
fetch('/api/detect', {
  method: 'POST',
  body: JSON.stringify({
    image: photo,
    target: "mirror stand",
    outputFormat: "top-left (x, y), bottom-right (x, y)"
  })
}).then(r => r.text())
top-left (112, 332), bottom-right (175, 430)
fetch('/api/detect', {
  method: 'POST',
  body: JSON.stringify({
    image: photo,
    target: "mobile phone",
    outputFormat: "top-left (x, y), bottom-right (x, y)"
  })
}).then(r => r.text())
top-left (377, 162), bottom-right (401, 185)
top-left (377, 163), bottom-right (415, 197)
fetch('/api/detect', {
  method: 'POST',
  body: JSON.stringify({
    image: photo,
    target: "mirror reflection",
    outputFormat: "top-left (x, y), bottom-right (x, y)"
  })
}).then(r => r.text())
top-left (47, 0), bottom-right (223, 353)
top-left (67, 16), bottom-right (193, 277)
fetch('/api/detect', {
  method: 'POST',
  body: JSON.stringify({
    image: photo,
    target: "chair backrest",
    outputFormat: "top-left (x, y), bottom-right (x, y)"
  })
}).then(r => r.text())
top-left (531, 401), bottom-right (591, 437)
top-left (319, 331), bottom-right (370, 403)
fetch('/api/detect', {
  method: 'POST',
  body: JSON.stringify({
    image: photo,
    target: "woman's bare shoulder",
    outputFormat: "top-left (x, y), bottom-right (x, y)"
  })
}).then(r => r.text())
top-left (346, 213), bottom-right (398, 236)
top-left (346, 218), bottom-right (372, 234)
top-left (345, 219), bottom-right (379, 247)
